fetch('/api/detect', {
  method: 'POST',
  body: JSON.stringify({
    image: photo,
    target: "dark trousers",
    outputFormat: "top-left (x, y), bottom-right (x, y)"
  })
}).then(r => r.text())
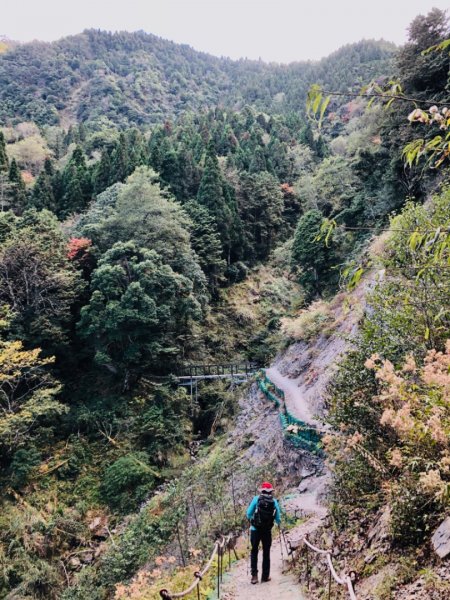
top-left (250, 528), bottom-right (272, 579)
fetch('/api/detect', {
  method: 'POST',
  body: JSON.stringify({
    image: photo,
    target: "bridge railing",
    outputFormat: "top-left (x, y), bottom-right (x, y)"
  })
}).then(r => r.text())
top-left (175, 361), bottom-right (259, 379)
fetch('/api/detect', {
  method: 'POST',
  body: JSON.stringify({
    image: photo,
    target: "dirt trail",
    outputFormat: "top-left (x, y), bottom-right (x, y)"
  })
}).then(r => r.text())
top-left (265, 366), bottom-right (319, 426)
top-left (221, 275), bottom-right (381, 599)
top-left (267, 273), bottom-right (380, 425)
top-left (221, 531), bottom-right (306, 600)
top-left (221, 483), bottom-right (329, 600)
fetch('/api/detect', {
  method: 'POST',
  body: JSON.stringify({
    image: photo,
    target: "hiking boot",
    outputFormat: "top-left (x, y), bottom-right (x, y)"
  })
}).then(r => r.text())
top-left (261, 576), bottom-right (271, 582)
top-left (251, 575), bottom-right (258, 584)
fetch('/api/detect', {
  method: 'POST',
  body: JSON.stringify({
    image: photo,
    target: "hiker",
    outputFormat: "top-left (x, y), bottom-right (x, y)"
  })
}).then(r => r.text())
top-left (246, 481), bottom-right (281, 584)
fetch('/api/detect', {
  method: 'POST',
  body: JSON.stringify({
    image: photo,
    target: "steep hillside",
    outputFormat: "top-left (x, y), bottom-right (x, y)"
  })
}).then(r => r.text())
top-left (0, 7), bottom-right (448, 600)
top-left (0, 30), bottom-right (395, 127)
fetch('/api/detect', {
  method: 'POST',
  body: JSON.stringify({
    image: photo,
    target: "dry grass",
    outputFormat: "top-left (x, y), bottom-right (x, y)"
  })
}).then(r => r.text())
top-left (280, 300), bottom-right (333, 342)
top-left (368, 230), bottom-right (391, 260)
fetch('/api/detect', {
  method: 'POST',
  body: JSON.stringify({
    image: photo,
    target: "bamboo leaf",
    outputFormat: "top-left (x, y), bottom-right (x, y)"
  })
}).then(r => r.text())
top-left (312, 92), bottom-right (322, 115)
top-left (319, 95), bottom-right (331, 127)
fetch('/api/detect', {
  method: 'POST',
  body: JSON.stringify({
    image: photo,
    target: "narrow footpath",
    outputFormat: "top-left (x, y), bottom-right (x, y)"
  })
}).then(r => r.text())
top-left (265, 366), bottom-right (318, 426)
top-left (220, 530), bottom-right (306, 600)
top-left (221, 488), bottom-right (328, 600)
top-left (220, 349), bottom-right (333, 599)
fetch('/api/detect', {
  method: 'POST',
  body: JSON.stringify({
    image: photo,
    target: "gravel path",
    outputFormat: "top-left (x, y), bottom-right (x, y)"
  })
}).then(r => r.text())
top-left (265, 365), bottom-right (318, 426)
top-left (220, 526), bottom-right (307, 600)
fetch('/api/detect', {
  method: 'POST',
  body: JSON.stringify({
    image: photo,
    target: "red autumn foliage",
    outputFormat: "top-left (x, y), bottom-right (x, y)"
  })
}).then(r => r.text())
top-left (67, 237), bottom-right (92, 262)
top-left (280, 183), bottom-right (295, 197)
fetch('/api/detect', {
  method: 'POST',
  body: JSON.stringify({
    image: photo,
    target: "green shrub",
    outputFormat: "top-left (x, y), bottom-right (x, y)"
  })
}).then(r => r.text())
top-left (390, 476), bottom-right (441, 547)
top-left (101, 452), bottom-right (156, 512)
top-left (9, 447), bottom-right (42, 488)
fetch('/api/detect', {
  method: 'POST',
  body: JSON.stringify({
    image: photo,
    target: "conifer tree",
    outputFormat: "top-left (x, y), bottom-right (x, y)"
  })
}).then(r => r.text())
top-left (94, 149), bottom-right (112, 194)
top-left (8, 159), bottom-right (27, 213)
top-left (183, 200), bottom-right (225, 294)
top-left (299, 121), bottom-right (315, 149)
top-left (147, 127), bottom-right (167, 172)
top-left (0, 132), bottom-right (9, 172)
top-left (315, 135), bottom-right (328, 159)
top-left (61, 147), bottom-right (92, 215)
top-left (248, 146), bottom-right (267, 173)
top-left (62, 166), bottom-right (85, 215)
top-left (175, 148), bottom-right (199, 202)
top-left (111, 133), bottom-right (130, 182)
top-left (32, 168), bottom-right (56, 212)
top-left (197, 143), bottom-right (233, 257)
top-left (239, 171), bottom-right (283, 261)
top-left (127, 129), bottom-right (147, 172)
top-left (43, 157), bottom-right (54, 177)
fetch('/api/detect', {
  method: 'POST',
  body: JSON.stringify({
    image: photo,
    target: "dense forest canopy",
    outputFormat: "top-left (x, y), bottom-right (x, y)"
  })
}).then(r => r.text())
top-left (0, 7), bottom-right (449, 599)
top-left (0, 30), bottom-right (395, 127)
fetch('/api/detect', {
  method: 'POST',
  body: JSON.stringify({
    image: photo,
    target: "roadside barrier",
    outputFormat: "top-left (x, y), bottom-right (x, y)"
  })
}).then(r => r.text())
top-left (159, 533), bottom-right (238, 599)
top-left (256, 371), bottom-right (322, 454)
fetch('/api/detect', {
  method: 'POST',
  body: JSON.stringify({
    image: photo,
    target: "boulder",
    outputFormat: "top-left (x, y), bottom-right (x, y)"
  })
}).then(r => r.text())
top-left (68, 556), bottom-right (81, 570)
top-left (88, 515), bottom-right (109, 540)
top-left (432, 517), bottom-right (450, 558)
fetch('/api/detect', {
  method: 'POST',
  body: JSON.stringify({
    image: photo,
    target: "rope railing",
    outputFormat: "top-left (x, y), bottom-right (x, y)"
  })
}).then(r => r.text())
top-left (256, 370), bottom-right (322, 454)
top-left (299, 536), bottom-right (358, 600)
top-left (159, 533), bottom-right (238, 600)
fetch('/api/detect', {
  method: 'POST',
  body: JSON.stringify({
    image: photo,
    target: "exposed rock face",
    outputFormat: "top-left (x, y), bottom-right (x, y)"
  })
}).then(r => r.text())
top-left (367, 505), bottom-right (391, 549)
top-left (432, 517), bottom-right (450, 558)
top-left (88, 514), bottom-right (109, 540)
top-left (272, 274), bottom-right (380, 421)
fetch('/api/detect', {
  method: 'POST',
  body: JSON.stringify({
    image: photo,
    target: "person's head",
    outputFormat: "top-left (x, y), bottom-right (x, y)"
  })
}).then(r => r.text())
top-left (260, 481), bottom-right (274, 495)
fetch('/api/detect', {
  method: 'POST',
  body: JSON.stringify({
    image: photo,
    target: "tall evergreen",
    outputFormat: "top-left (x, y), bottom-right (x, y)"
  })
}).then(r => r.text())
top-left (175, 148), bottom-right (199, 202)
top-left (111, 133), bottom-right (130, 182)
top-left (197, 143), bottom-right (226, 216)
top-left (62, 167), bottom-right (85, 215)
top-left (127, 129), bottom-right (147, 172)
top-left (248, 146), bottom-right (267, 173)
top-left (299, 121), bottom-right (315, 149)
top-left (8, 159), bottom-right (27, 213)
top-left (183, 200), bottom-right (225, 294)
top-left (0, 132), bottom-right (9, 172)
top-left (197, 143), bottom-right (232, 256)
top-left (32, 165), bottom-right (56, 212)
top-left (61, 147), bottom-right (92, 216)
top-left (239, 171), bottom-right (284, 261)
top-left (94, 149), bottom-right (113, 194)
top-left (147, 127), bottom-right (167, 172)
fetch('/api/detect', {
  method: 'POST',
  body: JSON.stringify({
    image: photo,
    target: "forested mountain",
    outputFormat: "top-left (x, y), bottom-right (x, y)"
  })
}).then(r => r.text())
top-left (0, 7), bottom-right (449, 600)
top-left (0, 29), bottom-right (395, 127)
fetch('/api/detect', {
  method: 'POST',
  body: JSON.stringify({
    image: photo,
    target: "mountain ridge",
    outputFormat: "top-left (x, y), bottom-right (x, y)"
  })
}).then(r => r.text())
top-left (0, 29), bottom-right (396, 127)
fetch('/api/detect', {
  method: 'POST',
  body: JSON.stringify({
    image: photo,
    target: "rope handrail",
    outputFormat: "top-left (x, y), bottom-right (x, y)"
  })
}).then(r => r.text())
top-left (301, 535), bottom-right (357, 599)
top-left (160, 534), bottom-right (236, 599)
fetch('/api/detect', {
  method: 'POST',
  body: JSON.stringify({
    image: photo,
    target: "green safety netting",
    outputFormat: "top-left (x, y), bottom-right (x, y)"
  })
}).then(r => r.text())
top-left (256, 370), bottom-right (322, 455)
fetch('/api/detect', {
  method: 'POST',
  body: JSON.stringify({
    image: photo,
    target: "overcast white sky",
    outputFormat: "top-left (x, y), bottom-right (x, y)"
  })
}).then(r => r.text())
top-left (1, 0), bottom-right (449, 62)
